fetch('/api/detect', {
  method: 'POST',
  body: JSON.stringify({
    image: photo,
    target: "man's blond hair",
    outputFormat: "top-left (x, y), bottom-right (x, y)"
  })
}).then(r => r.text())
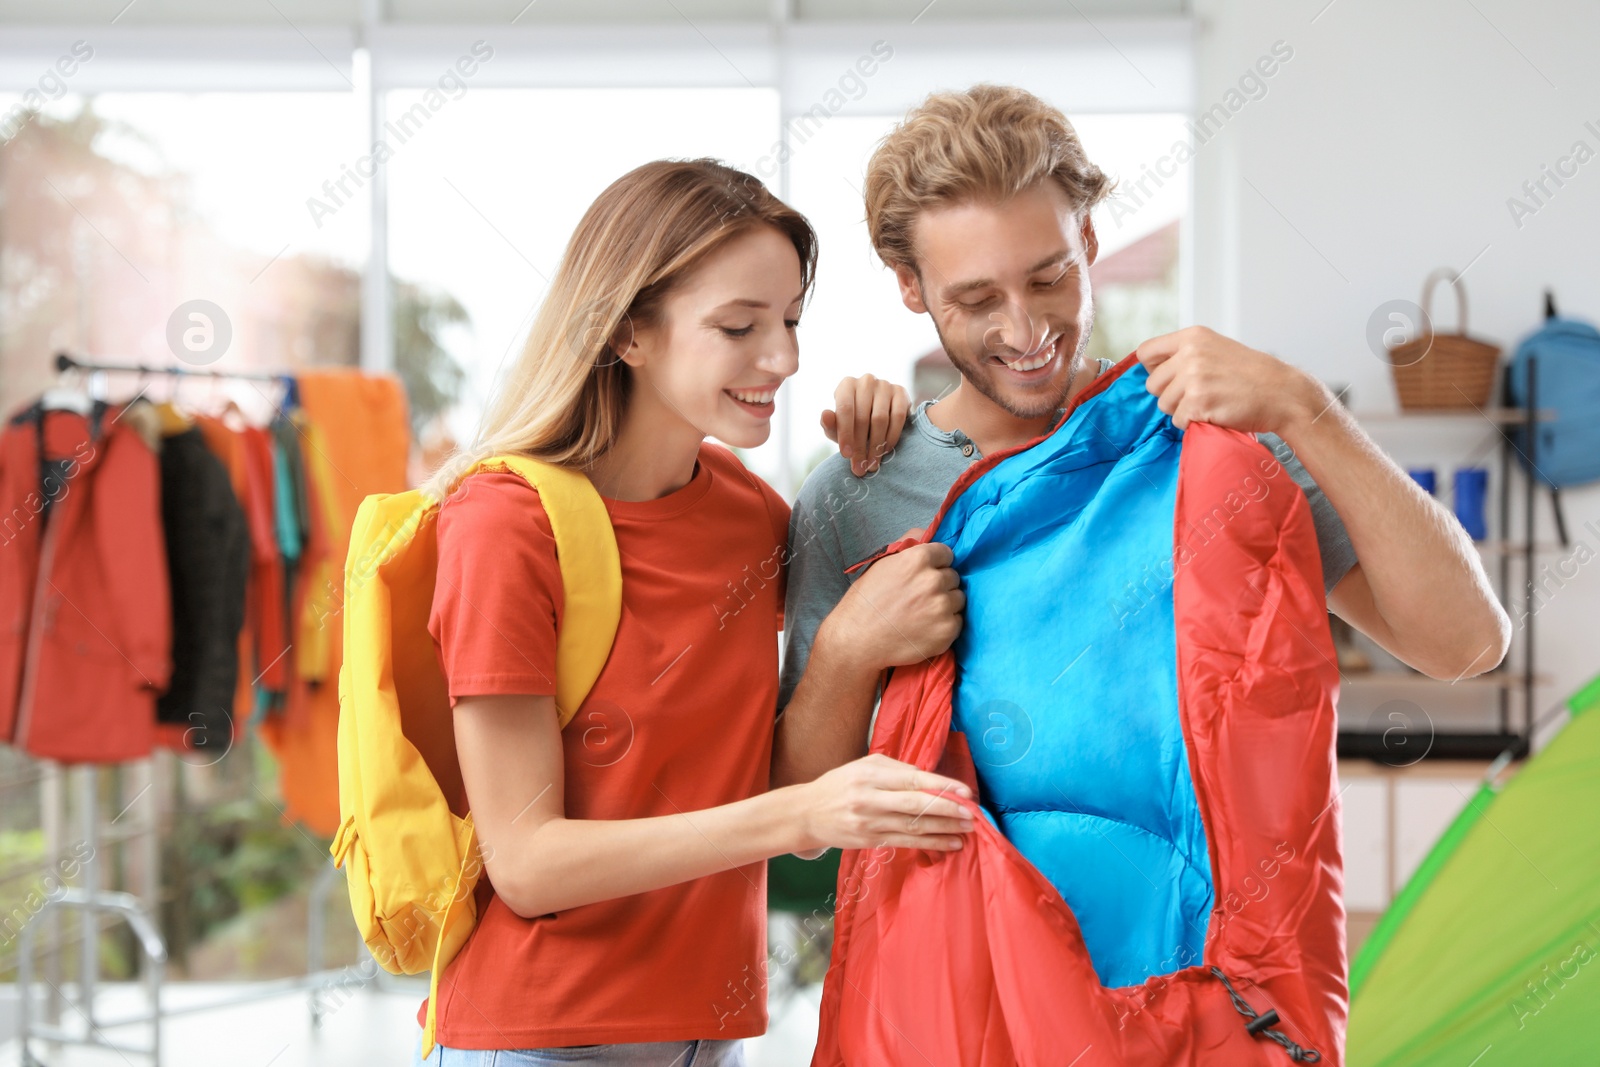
top-left (864, 84), bottom-right (1114, 271)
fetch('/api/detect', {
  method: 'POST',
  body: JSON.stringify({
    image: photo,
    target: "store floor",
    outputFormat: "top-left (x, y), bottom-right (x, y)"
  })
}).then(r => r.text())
top-left (0, 979), bottom-right (824, 1066)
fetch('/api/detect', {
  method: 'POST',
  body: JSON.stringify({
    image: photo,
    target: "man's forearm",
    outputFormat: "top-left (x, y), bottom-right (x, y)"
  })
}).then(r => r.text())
top-left (1276, 389), bottom-right (1511, 678)
top-left (772, 619), bottom-right (883, 789)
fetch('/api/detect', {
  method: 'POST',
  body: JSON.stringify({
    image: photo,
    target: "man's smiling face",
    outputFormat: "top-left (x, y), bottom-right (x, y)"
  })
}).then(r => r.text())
top-left (894, 180), bottom-right (1100, 420)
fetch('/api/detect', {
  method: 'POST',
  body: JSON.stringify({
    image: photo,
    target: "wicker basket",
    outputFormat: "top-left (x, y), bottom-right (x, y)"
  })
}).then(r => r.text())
top-left (1387, 268), bottom-right (1500, 410)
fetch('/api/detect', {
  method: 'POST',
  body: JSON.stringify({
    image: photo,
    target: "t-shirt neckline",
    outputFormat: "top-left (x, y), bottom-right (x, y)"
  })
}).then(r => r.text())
top-left (912, 357), bottom-right (1113, 453)
top-left (598, 452), bottom-right (715, 520)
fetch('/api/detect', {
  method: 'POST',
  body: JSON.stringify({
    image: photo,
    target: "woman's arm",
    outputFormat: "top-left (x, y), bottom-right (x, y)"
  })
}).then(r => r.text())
top-left (457, 693), bottom-right (975, 919)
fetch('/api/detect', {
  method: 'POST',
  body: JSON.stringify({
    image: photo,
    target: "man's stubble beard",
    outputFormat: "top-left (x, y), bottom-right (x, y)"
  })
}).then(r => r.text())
top-left (931, 302), bottom-right (1098, 420)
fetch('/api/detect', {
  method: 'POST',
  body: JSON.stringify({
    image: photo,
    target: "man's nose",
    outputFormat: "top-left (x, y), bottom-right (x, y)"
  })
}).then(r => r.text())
top-left (989, 300), bottom-right (1049, 356)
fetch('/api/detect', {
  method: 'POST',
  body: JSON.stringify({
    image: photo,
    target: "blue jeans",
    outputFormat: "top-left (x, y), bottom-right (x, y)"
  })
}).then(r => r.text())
top-left (418, 1037), bottom-right (748, 1067)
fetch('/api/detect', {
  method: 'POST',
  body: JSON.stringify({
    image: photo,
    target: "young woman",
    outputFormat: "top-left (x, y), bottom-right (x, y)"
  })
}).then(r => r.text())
top-left (417, 159), bottom-right (972, 1066)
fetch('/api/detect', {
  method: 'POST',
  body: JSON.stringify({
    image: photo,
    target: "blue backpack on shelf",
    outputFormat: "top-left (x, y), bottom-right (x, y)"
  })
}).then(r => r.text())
top-left (1506, 293), bottom-right (1600, 541)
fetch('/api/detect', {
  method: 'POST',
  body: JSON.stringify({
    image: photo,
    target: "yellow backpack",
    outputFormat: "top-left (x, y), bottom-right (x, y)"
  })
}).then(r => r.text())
top-left (332, 454), bottom-right (621, 1057)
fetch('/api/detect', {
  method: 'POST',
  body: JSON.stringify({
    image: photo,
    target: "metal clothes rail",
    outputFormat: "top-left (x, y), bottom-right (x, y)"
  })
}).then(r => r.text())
top-left (12, 355), bottom-right (366, 1066)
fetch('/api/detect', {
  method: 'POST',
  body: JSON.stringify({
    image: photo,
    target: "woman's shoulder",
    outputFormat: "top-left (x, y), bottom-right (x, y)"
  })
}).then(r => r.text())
top-left (437, 468), bottom-right (556, 545)
top-left (442, 466), bottom-right (547, 507)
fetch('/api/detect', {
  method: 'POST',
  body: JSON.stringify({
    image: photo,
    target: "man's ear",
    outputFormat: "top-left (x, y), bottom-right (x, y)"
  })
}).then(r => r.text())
top-left (1080, 212), bottom-right (1100, 268)
top-left (893, 262), bottom-right (929, 315)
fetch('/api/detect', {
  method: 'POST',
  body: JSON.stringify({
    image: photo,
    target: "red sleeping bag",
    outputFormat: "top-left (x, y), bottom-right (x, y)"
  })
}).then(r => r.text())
top-left (812, 360), bottom-right (1346, 1065)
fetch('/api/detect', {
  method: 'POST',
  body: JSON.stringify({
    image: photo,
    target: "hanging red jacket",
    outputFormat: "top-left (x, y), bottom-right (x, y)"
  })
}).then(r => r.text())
top-left (0, 398), bottom-right (172, 763)
top-left (813, 358), bottom-right (1344, 1066)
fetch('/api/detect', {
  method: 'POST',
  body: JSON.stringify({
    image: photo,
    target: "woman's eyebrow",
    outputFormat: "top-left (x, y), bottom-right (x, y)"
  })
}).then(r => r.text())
top-left (711, 291), bottom-right (806, 311)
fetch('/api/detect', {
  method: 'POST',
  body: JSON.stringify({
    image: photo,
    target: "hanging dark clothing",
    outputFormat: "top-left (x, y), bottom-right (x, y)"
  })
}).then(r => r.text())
top-left (154, 424), bottom-right (250, 751)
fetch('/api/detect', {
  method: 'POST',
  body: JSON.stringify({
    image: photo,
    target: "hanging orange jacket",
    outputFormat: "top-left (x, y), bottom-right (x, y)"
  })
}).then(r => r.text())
top-left (240, 426), bottom-right (288, 694)
top-left (813, 358), bottom-right (1344, 1066)
top-left (263, 369), bottom-right (410, 836)
top-left (0, 398), bottom-right (172, 763)
top-left (289, 415), bottom-right (347, 694)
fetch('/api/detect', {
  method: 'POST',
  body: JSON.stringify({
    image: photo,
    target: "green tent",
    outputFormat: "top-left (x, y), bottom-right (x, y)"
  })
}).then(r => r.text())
top-left (1348, 673), bottom-right (1600, 1066)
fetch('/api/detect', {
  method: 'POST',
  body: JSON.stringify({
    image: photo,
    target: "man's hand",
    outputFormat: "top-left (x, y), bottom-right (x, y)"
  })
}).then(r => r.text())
top-left (818, 535), bottom-right (964, 673)
top-left (1139, 329), bottom-right (1509, 679)
top-left (823, 374), bottom-right (911, 477)
top-left (1136, 326), bottom-right (1330, 436)
top-left (772, 532), bottom-right (963, 791)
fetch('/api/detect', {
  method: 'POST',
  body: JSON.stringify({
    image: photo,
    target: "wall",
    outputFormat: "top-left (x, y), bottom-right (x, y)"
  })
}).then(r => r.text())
top-left (1189, 0), bottom-right (1600, 913)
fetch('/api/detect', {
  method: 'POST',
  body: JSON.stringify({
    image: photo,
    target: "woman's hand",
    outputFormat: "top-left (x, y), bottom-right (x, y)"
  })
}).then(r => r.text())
top-left (796, 753), bottom-right (976, 854)
top-left (822, 374), bottom-right (911, 477)
top-left (459, 697), bottom-right (974, 915)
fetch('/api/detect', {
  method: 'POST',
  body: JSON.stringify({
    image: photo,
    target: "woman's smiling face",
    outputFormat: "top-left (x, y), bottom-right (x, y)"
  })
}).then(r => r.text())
top-left (620, 224), bottom-right (804, 450)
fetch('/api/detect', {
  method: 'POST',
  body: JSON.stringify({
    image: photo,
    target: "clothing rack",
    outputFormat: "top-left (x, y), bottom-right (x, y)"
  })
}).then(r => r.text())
top-left (54, 351), bottom-right (290, 381)
top-left (16, 760), bottom-right (165, 1066)
top-left (13, 356), bottom-right (360, 1066)
top-left (52, 351), bottom-right (301, 413)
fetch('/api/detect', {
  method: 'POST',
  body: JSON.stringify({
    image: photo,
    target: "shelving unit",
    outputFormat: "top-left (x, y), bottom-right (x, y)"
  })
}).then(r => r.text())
top-left (1337, 356), bottom-right (1550, 764)
top-left (1471, 540), bottom-right (1564, 556)
top-left (1352, 407), bottom-right (1552, 424)
top-left (1340, 672), bottom-right (1551, 692)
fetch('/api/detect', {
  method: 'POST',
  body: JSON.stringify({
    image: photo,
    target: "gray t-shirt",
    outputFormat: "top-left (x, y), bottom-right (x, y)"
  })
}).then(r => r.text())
top-left (778, 359), bottom-right (1356, 710)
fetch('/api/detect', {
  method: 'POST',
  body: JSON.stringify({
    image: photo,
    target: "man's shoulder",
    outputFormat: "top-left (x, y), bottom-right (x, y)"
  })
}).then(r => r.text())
top-left (791, 453), bottom-right (879, 551)
top-left (794, 451), bottom-right (862, 508)
top-left (792, 431), bottom-right (962, 566)
top-left (799, 414), bottom-right (957, 497)
top-left (794, 431), bottom-right (936, 521)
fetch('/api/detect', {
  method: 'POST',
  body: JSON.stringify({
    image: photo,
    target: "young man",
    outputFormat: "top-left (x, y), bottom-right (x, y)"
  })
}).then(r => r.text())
top-left (772, 84), bottom-right (1509, 804)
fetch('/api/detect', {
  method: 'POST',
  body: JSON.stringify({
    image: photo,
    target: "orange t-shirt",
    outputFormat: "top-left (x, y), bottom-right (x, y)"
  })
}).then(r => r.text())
top-left (423, 443), bottom-right (789, 1049)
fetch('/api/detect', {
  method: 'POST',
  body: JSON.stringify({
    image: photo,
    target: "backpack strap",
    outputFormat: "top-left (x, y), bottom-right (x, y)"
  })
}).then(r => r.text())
top-left (418, 454), bottom-right (620, 1056)
top-left (474, 454), bottom-right (622, 727)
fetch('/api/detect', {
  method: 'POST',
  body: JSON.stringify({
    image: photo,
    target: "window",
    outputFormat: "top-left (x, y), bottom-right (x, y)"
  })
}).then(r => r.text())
top-left (383, 86), bottom-right (781, 470)
top-left (0, 91), bottom-right (364, 414)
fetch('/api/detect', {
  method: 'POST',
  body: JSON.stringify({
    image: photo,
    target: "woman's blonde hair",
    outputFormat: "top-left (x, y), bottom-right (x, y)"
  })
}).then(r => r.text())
top-left (422, 158), bottom-right (817, 502)
top-left (863, 84), bottom-right (1114, 273)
